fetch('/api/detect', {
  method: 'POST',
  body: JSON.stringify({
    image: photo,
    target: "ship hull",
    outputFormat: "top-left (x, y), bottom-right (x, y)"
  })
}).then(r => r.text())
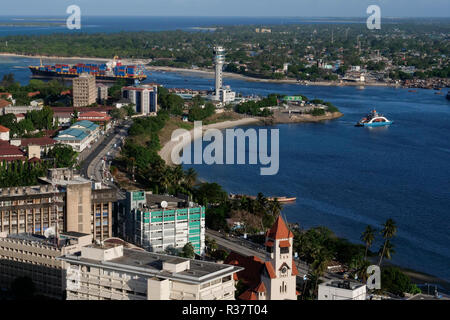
top-left (29, 67), bottom-right (146, 84)
top-left (359, 121), bottom-right (393, 127)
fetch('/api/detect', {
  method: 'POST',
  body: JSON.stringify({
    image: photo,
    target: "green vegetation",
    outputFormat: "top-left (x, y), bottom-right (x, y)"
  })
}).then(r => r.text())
top-left (1, 21), bottom-right (448, 82)
top-left (381, 266), bottom-right (421, 297)
top-left (0, 161), bottom-right (49, 187)
top-left (180, 242), bottom-right (196, 259)
top-left (0, 74), bottom-right (70, 106)
top-left (0, 106), bottom-right (55, 138)
top-left (47, 144), bottom-right (78, 168)
top-left (234, 94), bottom-right (277, 116)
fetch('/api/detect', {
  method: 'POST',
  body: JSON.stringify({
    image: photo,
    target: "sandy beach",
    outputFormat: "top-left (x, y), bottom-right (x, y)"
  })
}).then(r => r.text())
top-left (159, 117), bottom-right (261, 165)
top-left (146, 65), bottom-right (395, 87)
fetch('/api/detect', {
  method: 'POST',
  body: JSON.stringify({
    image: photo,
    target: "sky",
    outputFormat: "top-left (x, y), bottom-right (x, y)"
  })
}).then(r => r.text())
top-left (0, 0), bottom-right (449, 17)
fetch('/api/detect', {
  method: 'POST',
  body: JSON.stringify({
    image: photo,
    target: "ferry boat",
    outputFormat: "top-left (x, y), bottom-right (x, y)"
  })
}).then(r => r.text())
top-left (356, 109), bottom-right (393, 127)
top-left (29, 56), bottom-right (147, 84)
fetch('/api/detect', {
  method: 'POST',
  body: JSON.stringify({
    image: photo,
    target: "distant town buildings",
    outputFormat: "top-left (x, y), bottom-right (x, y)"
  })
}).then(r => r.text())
top-left (117, 191), bottom-right (205, 256)
top-left (121, 85), bottom-right (158, 115)
top-left (225, 215), bottom-right (299, 300)
top-left (0, 231), bottom-right (92, 299)
top-left (58, 243), bottom-right (242, 300)
top-left (318, 279), bottom-right (367, 300)
top-left (73, 73), bottom-right (97, 107)
top-left (0, 168), bottom-right (116, 241)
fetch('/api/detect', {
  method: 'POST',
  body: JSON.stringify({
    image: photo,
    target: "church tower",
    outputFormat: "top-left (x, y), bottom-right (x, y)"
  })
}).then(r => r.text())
top-left (261, 215), bottom-right (298, 300)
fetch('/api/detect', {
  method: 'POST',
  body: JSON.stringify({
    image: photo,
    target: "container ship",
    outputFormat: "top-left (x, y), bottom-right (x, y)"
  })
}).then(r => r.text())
top-left (29, 57), bottom-right (147, 84)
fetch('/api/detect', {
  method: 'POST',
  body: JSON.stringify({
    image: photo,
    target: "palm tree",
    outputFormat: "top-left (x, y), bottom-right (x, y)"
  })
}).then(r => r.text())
top-left (184, 167), bottom-right (197, 188)
top-left (378, 240), bottom-right (395, 262)
top-left (269, 199), bottom-right (283, 216)
top-left (361, 225), bottom-right (376, 260)
top-left (378, 218), bottom-right (397, 266)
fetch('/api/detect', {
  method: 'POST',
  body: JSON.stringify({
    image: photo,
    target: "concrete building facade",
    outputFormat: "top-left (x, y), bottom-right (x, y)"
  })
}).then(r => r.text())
top-left (73, 73), bottom-right (97, 107)
top-left (59, 243), bottom-right (242, 300)
top-left (121, 85), bottom-right (158, 115)
top-left (0, 168), bottom-right (116, 241)
top-left (0, 231), bottom-right (92, 299)
top-left (117, 192), bottom-right (205, 255)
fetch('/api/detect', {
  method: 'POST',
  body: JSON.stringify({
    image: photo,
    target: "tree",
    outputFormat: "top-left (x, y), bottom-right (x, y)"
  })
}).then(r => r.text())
top-left (361, 225), bottom-right (376, 260)
top-left (47, 144), bottom-right (78, 168)
top-left (180, 242), bottom-right (195, 259)
top-left (378, 218), bottom-right (397, 266)
top-left (184, 167), bottom-right (197, 188)
top-left (381, 266), bottom-right (421, 297)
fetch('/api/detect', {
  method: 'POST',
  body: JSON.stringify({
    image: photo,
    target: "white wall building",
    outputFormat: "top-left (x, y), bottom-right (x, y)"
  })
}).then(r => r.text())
top-left (318, 280), bottom-right (367, 300)
top-left (58, 243), bottom-right (242, 300)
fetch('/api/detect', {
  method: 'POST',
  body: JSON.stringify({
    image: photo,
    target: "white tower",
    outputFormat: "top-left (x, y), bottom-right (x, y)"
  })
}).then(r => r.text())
top-left (213, 46), bottom-right (225, 101)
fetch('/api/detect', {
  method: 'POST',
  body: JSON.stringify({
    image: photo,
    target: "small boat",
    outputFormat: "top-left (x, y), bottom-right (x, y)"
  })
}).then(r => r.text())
top-left (408, 90), bottom-right (417, 93)
top-left (356, 109), bottom-right (393, 127)
top-left (447, 92), bottom-right (450, 100)
top-left (268, 196), bottom-right (297, 203)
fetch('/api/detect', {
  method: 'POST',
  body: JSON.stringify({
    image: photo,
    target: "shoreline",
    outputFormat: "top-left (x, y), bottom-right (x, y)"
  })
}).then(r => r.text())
top-left (158, 117), bottom-right (262, 165)
top-left (158, 116), bottom-right (450, 292)
top-left (147, 65), bottom-right (397, 87)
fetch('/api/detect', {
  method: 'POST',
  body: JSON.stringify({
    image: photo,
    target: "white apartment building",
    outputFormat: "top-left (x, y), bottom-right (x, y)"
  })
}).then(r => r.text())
top-left (318, 280), bottom-right (367, 300)
top-left (73, 73), bottom-right (97, 107)
top-left (58, 243), bottom-right (242, 300)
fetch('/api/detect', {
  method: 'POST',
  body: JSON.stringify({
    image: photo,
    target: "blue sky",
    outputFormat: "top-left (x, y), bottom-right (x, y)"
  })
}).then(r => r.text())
top-left (1, 0), bottom-right (449, 17)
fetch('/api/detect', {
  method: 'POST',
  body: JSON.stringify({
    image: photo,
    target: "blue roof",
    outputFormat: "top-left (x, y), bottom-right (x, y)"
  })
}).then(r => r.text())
top-left (54, 128), bottom-right (89, 141)
top-left (71, 120), bottom-right (99, 132)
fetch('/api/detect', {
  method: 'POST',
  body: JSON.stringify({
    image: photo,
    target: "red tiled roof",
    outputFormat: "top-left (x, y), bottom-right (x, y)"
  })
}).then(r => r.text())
top-left (0, 144), bottom-right (25, 156)
top-left (266, 215), bottom-right (293, 240)
top-left (27, 91), bottom-right (40, 97)
top-left (292, 260), bottom-right (299, 276)
top-left (0, 125), bottom-right (10, 132)
top-left (20, 137), bottom-right (57, 147)
top-left (224, 252), bottom-right (265, 289)
top-left (0, 99), bottom-right (11, 108)
top-left (239, 290), bottom-right (258, 300)
top-left (28, 157), bottom-right (41, 163)
top-left (15, 113), bottom-right (25, 118)
top-left (264, 262), bottom-right (276, 279)
top-left (265, 240), bottom-right (274, 247)
top-left (254, 281), bottom-right (266, 293)
top-left (60, 90), bottom-right (71, 95)
top-left (279, 240), bottom-right (291, 248)
top-left (78, 111), bottom-right (111, 122)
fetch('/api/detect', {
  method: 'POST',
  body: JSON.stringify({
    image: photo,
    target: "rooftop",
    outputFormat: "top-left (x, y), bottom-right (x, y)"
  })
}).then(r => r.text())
top-left (60, 246), bottom-right (242, 284)
top-left (322, 279), bottom-right (366, 291)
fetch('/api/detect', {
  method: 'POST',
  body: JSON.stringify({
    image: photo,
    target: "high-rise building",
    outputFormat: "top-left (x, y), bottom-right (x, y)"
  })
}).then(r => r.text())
top-left (96, 83), bottom-right (108, 104)
top-left (214, 46), bottom-right (225, 100)
top-left (0, 168), bottom-right (116, 241)
top-left (0, 231), bottom-right (92, 299)
top-left (116, 191), bottom-right (205, 255)
top-left (73, 73), bottom-right (97, 107)
top-left (59, 243), bottom-right (242, 300)
top-left (121, 85), bottom-right (158, 115)
top-left (212, 47), bottom-right (235, 103)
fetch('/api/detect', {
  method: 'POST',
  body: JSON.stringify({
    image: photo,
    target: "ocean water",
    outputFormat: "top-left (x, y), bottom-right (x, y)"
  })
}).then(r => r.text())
top-left (0, 16), bottom-right (368, 36)
top-left (2, 56), bottom-right (450, 282)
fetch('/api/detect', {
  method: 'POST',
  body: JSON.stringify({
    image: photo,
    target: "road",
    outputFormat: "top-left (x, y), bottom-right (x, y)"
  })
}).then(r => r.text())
top-left (79, 119), bottom-right (132, 200)
top-left (206, 229), bottom-right (344, 284)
